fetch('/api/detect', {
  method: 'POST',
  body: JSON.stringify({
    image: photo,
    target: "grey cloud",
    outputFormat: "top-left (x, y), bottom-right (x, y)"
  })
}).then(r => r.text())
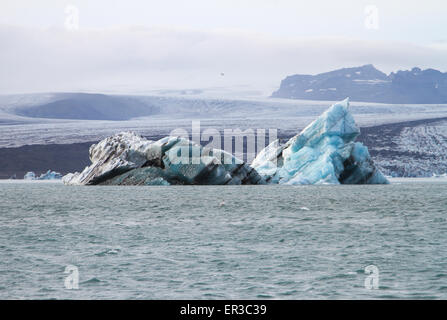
top-left (1, 25), bottom-right (447, 94)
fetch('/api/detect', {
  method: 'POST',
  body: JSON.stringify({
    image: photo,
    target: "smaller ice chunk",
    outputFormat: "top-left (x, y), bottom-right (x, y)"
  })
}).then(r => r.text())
top-left (24, 172), bottom-right (36, 180)
top-left (38, 170), bottom-right (63, 180)
top-left (24, 170), bottom-right (62, 180)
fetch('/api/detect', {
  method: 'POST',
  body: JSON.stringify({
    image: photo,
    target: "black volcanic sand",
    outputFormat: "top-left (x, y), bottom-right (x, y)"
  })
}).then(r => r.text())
top-left (0, 142), bottom-right (93, 179)
top-left (1, 118), bottom-right (446, 179)
top-left (0, 135), bottom-right (163, 179)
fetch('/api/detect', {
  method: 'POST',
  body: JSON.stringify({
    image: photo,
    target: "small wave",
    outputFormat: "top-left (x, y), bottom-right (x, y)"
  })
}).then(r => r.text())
top-left (95, 248), bottom-right (121, 256)
top-left (278, 290), bottom-right (299, 296)
top-left (81, 278), bottom-right (101, 285)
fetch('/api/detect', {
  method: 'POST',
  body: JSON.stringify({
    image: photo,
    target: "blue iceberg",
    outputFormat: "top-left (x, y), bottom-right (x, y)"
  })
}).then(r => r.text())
top-left (23, 171), bottom-right (36, 180)
top-left (251, 98), bottom-right (388, 184)
top-left (24, 170), bottom-right (63, 180)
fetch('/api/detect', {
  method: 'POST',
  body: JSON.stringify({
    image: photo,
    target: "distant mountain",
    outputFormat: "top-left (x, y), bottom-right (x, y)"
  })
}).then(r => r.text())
top-left (14, 93), bottom-right (160, 121)
top-left (272, 65), bottom-right (447, 104)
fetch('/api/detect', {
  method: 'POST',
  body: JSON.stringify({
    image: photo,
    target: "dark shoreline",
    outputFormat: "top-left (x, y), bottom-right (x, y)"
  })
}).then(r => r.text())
top-left (1, 117), bottom-right (447, 179)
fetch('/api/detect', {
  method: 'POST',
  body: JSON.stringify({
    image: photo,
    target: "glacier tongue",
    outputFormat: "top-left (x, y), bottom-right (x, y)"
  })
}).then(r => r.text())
top-left (63, 98), bottom-right (388, 186)
top-left (251, 98), bottom-right (389, 185)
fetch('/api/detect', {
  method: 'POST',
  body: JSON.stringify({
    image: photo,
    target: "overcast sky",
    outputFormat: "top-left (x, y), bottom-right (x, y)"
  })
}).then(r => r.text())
top-left (1, 0), bottom-right (446, 94)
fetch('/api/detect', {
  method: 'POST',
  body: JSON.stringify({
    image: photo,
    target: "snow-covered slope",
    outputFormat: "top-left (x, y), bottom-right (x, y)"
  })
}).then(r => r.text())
top-left (1, 92), bottom-right (447, 148)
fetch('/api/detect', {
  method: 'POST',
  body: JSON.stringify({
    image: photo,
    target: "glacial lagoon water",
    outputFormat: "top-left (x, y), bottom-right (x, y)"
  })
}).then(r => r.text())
top-left (1, 180), bottom-right (447, 299)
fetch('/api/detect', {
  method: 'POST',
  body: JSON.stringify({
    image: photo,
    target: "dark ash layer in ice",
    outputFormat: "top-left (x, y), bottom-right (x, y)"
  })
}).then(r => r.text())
top-left (63, 99), bottom-right (388, 186)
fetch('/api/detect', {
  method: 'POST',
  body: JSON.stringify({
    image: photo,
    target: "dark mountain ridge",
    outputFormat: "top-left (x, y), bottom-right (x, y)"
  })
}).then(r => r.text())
top-left (272, 65), bottom-right (447, 103)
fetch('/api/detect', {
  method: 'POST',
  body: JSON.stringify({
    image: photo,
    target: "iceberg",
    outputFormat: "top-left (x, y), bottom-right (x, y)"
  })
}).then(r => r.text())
top-left (38, 170), bottom-right (63, 180)
top-left (251, 98), bottom-right (389, 185)
top-left (63, 98), bottom-right (388, 186)
top-left (24, 171), bottom-right (36, 180)
top-left (24, 170), bottom-right (63, 180)
top-left (64, 132), bottom-right (264, 185)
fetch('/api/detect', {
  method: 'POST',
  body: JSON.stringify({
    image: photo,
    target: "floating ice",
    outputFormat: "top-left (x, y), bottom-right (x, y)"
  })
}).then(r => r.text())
top-left (38, 170), bottom-right (63, 180)
top-left (24, 170), bottom-right (63, 180)
top-left (63, 98), bottom-right (388, 186)
top-left (251, 98), bottom-right (389, 185)
top-left (24, 172), bottom-right (36, 180)
top-left (64, 132), bottom-right (264, 185)
top-left (63, 132), bottom-right (154, 185)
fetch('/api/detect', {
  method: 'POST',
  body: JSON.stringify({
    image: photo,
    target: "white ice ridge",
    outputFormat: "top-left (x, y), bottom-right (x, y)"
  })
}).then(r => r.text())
top-left (63, 98), bottom-right (389, 186)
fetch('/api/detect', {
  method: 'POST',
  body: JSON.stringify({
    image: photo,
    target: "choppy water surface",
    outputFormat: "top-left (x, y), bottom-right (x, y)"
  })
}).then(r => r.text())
top-left (1, 180), bottom-right (447, 299)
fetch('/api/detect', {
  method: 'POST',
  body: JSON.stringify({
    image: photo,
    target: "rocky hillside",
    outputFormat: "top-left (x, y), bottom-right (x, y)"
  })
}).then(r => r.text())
top-left (272, 65), bottom-right (447, 103)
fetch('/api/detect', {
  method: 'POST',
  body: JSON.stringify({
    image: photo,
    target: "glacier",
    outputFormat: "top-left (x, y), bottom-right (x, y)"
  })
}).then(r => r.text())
top-left (63, 98), bottom-right (388, 186)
